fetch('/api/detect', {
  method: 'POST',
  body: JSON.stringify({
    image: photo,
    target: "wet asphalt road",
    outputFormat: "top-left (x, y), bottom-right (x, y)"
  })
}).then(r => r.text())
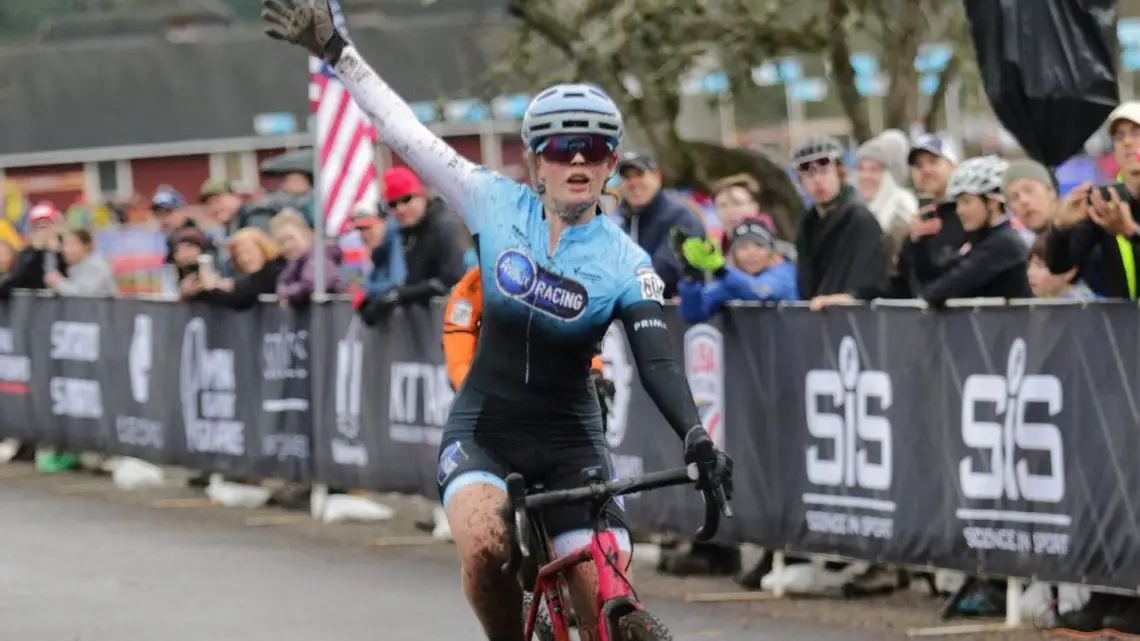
top-left (0, 481), bottom-right (889, 641)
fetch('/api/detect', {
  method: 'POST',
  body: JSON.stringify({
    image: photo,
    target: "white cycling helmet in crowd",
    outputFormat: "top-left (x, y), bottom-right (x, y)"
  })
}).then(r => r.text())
top-left (521, 83), bottom-right (625, 150)
top-left (791, 135), bottom-right (845, 166)
top-left (946, 156), bottom-right (1010, 202)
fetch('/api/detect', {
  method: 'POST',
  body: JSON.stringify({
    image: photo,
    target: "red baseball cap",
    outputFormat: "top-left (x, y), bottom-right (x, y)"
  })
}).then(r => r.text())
top-left (383, 167), bottom-right (424, 202)
top-left (28, 201), bottom-right (61, 224)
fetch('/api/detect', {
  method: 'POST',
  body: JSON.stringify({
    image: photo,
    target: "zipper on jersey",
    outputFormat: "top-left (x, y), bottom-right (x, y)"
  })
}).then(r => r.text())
top-left (524, 310), bottom-right (533, 384)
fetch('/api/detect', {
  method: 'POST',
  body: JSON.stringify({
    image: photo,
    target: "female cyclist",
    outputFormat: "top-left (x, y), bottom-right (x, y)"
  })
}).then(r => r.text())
top-left (262, 3), bottom-right (733, 640)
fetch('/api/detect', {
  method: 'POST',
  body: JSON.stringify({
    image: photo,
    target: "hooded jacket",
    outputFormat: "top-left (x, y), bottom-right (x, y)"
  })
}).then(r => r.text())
top-left (795, 185), bottom-right (888, 299)
top-left (398, 196), bottom-right (469, 304)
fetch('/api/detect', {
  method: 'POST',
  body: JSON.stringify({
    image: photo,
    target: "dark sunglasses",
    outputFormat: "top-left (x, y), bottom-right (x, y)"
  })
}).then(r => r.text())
top-left (386, 195), bottom-right (415, 210)
top-left (535, 134), bottom-right (616, 165)
top-left (796, 157), bottom-right (833, 174)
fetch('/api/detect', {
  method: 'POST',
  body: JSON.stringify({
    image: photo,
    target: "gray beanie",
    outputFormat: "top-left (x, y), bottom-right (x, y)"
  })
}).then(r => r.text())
top-left (1001, 159), bottom-right (1054, 192)
top-left (856, 130), bottom-right (909, 186)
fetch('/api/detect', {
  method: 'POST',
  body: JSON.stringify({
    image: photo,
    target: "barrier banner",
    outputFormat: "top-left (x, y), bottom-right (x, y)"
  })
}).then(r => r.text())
top-left (0, 294), bottom-right (36, 440)
top-left (8, 292), bottom-right (1140, 588)
top-left (310, 303), bottom-right (449, 495)
top-left (255, 305), bottom-right (313, 482)
top-left (106, 299), bottom-right (183, 464)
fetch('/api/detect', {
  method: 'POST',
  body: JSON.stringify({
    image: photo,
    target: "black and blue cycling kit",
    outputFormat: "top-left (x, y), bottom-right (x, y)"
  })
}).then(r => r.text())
top-left (329, 45), bottom-right (704, 554)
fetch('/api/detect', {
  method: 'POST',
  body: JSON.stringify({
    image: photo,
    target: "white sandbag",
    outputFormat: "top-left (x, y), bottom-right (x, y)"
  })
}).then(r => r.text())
top-left (630, 543), bottom-right (662, 568)
top-left (935, 569), bottom-right (967, 594)
top-left (431, 506), bottom-right (453, 541)
top-left (760, 562), bottom-right (854, 595)
top-left (0, 439), bottom-right (19, 463)
top-left (1020, 581), bottom-right (1092, 622)
top-left (205, 476), bottom-right (272, 508)
top-left (110, 457), bottom-right (164, 490)
top-left (320, 494), bottom-right (395, 524)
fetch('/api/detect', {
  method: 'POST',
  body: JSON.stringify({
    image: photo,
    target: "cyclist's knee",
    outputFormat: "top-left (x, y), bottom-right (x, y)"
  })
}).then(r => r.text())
top-left (445, 482), bottom-right (510, 572)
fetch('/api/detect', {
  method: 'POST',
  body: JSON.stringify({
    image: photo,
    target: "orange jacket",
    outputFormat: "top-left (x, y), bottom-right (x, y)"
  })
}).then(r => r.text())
top-left (443, 268), bottom-right (604, 391)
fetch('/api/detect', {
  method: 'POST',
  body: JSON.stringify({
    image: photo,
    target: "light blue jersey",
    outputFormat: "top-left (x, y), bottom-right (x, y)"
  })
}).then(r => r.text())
top-left (456, 171), bottom-right (663, 398)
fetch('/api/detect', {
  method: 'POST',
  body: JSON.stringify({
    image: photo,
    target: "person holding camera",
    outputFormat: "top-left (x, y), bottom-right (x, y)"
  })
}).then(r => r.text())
top-left (0, 202), bottom-right (68, 297)
top-left (45, 229), bottom-right (116, 297)
top-left (903, 136), bottom-right (969, 288)
top-left (1045, 104), bottom-right (1140, 300)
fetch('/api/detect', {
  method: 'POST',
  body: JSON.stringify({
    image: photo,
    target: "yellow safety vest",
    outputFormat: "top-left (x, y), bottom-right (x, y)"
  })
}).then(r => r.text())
top-left (1116, 173), bottom-right (1137, 300)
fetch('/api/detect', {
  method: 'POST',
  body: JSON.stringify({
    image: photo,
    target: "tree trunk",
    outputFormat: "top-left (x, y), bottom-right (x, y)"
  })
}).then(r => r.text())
top-left (921, 56), bottom-right (961, 133)
top-left (883, 0), bottom-right (924, 130)
top-left (827, 0), bottom-right (872, 143)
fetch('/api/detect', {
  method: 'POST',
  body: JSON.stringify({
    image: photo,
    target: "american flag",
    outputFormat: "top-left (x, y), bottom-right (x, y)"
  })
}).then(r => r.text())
top-left (309, 55), bottom-right (380, 236)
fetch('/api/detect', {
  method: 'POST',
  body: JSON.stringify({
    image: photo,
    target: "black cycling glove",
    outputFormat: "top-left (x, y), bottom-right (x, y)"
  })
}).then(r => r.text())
top-left (683, 426), bottom-right (733, 499)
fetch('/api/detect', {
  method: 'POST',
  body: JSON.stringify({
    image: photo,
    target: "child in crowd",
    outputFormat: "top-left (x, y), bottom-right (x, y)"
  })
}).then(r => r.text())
top-left (674, 219), bottom-right (798, 323)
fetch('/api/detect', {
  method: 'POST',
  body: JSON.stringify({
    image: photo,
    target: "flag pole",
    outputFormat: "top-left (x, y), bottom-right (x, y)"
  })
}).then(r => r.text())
top-left (311, 100), bottom-right (326, 299)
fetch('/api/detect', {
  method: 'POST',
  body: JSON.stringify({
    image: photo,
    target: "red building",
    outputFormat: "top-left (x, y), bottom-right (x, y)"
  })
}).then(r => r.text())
top-left (0, 128), bottom-right (528, 211)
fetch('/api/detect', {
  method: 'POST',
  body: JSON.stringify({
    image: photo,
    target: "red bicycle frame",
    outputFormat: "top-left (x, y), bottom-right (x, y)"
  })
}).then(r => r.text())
top-left (524, 529), bottom-right (635, 641)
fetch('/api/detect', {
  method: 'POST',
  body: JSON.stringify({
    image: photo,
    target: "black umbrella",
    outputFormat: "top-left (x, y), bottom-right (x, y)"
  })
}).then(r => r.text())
top-left (259, 148), bottom-right (315, 178)
top-left (964, 0), bottom-right (1120, 166)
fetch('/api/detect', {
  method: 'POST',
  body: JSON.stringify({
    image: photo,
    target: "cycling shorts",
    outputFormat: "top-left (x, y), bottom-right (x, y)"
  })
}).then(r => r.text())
top-left (437, 386), bottom-right (630, 556)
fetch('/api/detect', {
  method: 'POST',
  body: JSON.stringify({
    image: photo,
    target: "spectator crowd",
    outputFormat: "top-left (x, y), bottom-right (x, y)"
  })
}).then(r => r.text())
top-left (2, 101), bottom-right (1140, 634)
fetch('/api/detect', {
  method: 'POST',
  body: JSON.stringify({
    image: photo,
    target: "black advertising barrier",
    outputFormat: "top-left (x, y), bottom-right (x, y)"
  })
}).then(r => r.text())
top-left (9, 292), bottom-right (1140, 589)
top-left (254, 304), bottom-right (313, 482)
top-left (309, 302), bottom-right (450, 496)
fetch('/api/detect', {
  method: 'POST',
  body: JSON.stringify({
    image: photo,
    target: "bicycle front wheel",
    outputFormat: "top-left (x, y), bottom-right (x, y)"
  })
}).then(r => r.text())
top-left (617, 610), bottom-right (674, 641)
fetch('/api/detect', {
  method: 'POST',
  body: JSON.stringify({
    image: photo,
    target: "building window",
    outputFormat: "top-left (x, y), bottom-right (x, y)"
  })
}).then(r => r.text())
top-left (96, 161), bottom-right (118, 194)
top-left (211, 151), bottom-right (258, 192)
top-left (223, 152), bottom-right (245, 182)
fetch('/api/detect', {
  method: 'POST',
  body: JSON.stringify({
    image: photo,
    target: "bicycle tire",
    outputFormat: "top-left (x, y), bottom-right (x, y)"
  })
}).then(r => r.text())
top-left (522, 591), bottom-right (556, 641)
top-left (616, 610), bottom-right (673, 641)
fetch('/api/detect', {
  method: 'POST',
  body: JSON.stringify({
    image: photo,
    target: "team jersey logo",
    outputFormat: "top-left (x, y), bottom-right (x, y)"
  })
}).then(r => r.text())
top-left (494, 248), bottom-right (589, 321)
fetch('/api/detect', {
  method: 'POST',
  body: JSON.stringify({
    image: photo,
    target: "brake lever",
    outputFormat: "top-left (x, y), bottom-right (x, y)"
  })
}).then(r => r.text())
top-left (714, 485), bottom-right (733, 518)
top-left (500, 473), bottom-right (528, 576)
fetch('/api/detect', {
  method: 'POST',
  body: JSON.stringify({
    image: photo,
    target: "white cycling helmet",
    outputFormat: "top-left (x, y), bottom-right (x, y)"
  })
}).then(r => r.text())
top-left (946, 156), bottom-right (1010, 202)
top-left (521, 83), bottom-right (624, 149)
top-left (791, 135), bottom-right (845, 165)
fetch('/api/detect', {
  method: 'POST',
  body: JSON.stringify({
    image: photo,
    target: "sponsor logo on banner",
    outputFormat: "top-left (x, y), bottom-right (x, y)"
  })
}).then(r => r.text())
top-left (957, 338), bottom-right (1069, 557)
top-left (494, 248), bottom-right (588, 320)
top-left (803, 336), bottom-right (894, 540)
top-left (49, 321), bottom-right (104, 419)
top-left (600, 324), bottom-right (643, 488)
top-left (389, 361), bottom-right (452, 445)
top-left (684, 324), bottom-right (725, 451)
top-left (260, 325), bottom-right (311, 461)
top-left (261, 327), bottom-right (310, 412)
top-left (180, 317), bottom-right (245, 456)
top-left (0, 326), bottom-right (30, 395)
top-left (332, 317), bottom-right (368, 466)
top-left (116, 314), bottom-right (163, 450)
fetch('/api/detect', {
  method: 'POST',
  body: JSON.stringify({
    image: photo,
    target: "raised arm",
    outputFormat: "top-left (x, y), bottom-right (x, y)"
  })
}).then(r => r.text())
top-left (262, 0), bottom-right (488, 232)
top-left (331, 47), bottom-right (482, 224)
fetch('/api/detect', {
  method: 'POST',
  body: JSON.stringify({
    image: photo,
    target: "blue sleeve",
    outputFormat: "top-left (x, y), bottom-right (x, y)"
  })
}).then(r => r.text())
top-left (460, 169), bottom-right (533, 235)
top-left (678, 278), bottom-right (733, 323)
top-left (365, 229), bottom-right (407, 299)
top-left (385, 227), bottom-right (407, 287)
top-left (720, 265), bottom-right (800, 302)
